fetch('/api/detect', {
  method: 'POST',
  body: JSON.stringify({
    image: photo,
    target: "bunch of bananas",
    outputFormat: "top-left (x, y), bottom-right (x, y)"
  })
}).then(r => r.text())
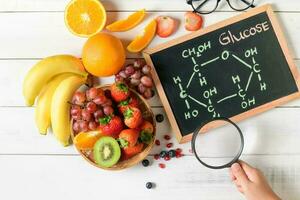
top-left (23, 55), bottom-right (88, 146)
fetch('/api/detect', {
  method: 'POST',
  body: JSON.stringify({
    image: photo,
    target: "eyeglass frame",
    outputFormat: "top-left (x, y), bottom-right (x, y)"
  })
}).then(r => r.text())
top-left (187, 0), bottom-right (255, 14)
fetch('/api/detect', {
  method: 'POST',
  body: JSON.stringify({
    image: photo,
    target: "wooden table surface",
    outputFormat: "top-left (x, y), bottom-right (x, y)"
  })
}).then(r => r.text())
top-left (1, 0), bottom-right (300, 199)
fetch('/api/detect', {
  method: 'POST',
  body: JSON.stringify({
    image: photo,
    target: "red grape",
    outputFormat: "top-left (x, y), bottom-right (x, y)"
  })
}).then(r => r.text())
top-left (131, 70), bottom-right (141, 79)
top-left (79, 121), bottom-right (89, 132)
top-left (138, 83), bottom-right (146, 93)
top-left (93, 95), bottom-right (107, 105)
top-left (143, 88), bottom-right (154, 99)
top-left (86, 87), bottom-right (98, 100)
top-left (81, 109), bottom-right (92, 121)
top-left (73, 121), bottom-right (80, 133)
top-left (72, 113), bottom-right (81, 120)
top-left (115, 75), bottom-right (124, 83)
top-left (94, 110), bottom-right (104, 120)
top-left (125, 65), bottom-right (135, 76)
top-left (102, 99), bottom-right (112, 107)
top-left (103, 106), bottom-right (114, 116)
top-left (142, 65), bottom-right (151, 74)
top-left (70, 105), bottom-right (81, 116)
top-left (119, 70), bottom-right (128, 78)
top-left (133, 59), bottom-right (145, 68)
top-left (86, 102), bottom-right (97, 113)
top-left (130, 78), bottom-right (140, 86)
top-left (141, 76), bottom-right (153, 88)
top-left (73, 91), bottom-right (86, 104)
top-left (88, 121), bottom-right (98, 130)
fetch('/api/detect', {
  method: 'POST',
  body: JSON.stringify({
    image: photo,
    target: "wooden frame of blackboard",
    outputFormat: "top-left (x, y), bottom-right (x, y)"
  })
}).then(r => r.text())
top-left (143, 4), bottom-right (300, 143)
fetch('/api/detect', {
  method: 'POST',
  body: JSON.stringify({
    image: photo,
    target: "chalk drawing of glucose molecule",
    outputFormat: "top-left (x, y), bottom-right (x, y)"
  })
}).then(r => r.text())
top-left (173, 46), bottom-right (267, 120)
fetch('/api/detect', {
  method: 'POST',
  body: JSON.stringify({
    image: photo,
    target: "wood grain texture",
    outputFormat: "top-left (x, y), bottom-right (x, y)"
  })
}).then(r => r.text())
top-left (1, 0), bottom-right (300, 12)
top-left (0, 155), bottom-right (299, 200)
top-left (0, 12), bottom-right (299, 59)
top-left (1, 0), bottom-right (300, 199)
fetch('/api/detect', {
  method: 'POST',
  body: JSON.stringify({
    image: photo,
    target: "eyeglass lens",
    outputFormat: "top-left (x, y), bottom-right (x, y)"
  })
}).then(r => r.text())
top-left (188, 0), bottom-right (254, 14)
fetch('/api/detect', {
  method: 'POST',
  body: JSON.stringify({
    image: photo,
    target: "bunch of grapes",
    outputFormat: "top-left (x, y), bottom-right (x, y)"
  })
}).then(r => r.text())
top-left (115, 59), bottom-right (154, 99)
top-left (70, 87), bottom-right (114, 134)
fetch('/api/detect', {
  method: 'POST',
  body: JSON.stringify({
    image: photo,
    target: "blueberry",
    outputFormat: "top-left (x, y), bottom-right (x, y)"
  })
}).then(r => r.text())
top-left (159, 151), bottom-right (167, 158)
top-left (146, 182), bottom-right (153, 189)
top-left (155, 114), bottom-right (164, 123)
top-left (168, 150), bottom-right (176, 158)
top-left (142, 159), bottom-right (150, 167)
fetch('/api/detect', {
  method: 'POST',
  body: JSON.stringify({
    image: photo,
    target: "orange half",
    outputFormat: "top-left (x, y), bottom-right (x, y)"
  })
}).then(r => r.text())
top-left (64, 0), bottom-right (107, 37)
top-left (127, 20), bottom-right (157, 53)
top-left (106, 9), bottom-right (146, 32)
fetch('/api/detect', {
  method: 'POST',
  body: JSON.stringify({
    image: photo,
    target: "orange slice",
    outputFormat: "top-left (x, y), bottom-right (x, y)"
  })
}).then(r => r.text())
top-left (64, 0), bottom-right (107, 37)
top-left (106, 9), bottom-right (146, 32)
top-left (127, 20), bottom-right (157, 53)
top-left (74, 131), bottom-right (102, 150)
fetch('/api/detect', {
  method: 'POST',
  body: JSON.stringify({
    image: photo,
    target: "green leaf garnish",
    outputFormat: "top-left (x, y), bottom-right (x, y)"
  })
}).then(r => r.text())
top-left (139, 130), bottom-right (153, 144)
top-left (99, 116), bottom-right (112, 125)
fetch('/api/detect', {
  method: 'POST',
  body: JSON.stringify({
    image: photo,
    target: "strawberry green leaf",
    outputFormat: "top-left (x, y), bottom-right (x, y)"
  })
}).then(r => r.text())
top-left (117, 83), bottom-right (129, 92)
top-left (124, 108), bottom-right (133, 119)
top-left (119, 99), bottom-right (129, 106)
top-left (139, 130), bottom-right (153, 144)
top-left (99, 116), bottom-right (112, 125)
top-left (117, 138), bottom-right (129, 148)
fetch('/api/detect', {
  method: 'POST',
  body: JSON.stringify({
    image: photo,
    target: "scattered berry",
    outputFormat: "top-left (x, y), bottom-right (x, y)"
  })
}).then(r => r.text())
top-left (176, 148), bottom-right (182, 154)
top-left (164, 155), bottom-right (171, 161)
top-left (164, 135), bottom-right (171, 140)
top-left (154, 154), bottom-right (160, 160)
top-left (146, 182), bottom-right (153, 189)
top-left (166, 143), bottom-right (173, 148)
top-left (142, 159), bottom-right (150, 167)
top-left (176, 153), bottom-right (184, 158)
top-left (155, 114), bottom-right (164, 122)
top-left (155, 139), bottom-right (160, 146)
top-left (168, 150), bottom-right (176, 158)
top-left (158, 163), bottom-right (166, 169)
top-left (156, 16), bottom-right (177, 38)
top-left (159, 151), bottom-right (167, 158)
top-left (184, 11), bottom-right (203, 31)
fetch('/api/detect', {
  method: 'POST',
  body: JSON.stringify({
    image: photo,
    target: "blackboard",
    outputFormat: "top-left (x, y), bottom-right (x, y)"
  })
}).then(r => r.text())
top-left (143, 5), bottom-right (300, 143)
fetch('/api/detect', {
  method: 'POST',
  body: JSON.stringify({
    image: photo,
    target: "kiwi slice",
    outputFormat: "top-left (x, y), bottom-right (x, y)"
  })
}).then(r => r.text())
top-left (93, 136), bottom-right (121, 168)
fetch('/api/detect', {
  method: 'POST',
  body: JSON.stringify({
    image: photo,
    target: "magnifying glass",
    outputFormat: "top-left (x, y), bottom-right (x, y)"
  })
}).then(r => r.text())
top-left (191, 117), bottom-right (244, 169)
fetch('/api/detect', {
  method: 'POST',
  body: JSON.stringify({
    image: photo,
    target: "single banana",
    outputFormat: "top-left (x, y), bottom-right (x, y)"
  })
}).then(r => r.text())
top-left (23, 55), bottom-right (87, 106)
top-left (35, 73), bottom-right (74, 135)
top-left (51, 75), bottom-right (87, 146)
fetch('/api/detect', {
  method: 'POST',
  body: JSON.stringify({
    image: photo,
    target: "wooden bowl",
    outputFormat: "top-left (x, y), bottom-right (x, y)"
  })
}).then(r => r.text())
top-left (71, 84), bottom-right (156, 171)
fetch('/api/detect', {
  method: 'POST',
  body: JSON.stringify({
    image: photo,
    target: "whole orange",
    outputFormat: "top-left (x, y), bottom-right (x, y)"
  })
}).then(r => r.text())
top-left (82, 33), bottom-right (126, 77)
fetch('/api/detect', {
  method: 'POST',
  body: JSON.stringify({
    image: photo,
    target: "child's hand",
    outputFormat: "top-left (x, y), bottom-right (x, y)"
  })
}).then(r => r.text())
top-left (229, 161), bottom-right (281, 200)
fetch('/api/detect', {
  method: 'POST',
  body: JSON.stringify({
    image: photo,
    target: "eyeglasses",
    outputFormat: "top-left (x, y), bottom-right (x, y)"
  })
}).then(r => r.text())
top-left (187, 0), bottom-right (255, 14)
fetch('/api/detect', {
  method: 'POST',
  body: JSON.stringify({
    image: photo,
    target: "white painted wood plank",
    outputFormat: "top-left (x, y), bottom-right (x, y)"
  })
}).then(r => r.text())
top-left (1, 0), bottom-right (300, 12)
top-left (0, 154), bottom-right (299, 200)
top-left (0, 12), bottom-right (299, 59)
top-left (1, 59), bottom-right (300, 107)
top-left (0, 107), bottom-right (300, 156)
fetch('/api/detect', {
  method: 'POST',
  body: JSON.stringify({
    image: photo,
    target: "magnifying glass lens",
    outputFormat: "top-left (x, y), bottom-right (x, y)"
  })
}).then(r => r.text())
top-left (193, 119), bottom-right (243, 169)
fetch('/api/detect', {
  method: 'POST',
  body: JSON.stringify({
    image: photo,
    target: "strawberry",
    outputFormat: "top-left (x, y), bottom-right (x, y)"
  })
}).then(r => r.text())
top-left (111, 82), bottom-right (130, 102)
top-left (118, 96), bottom-right (139, 114)
top-left (184, 11), bottom-right (203, 31)
top-left (118, 129), bottom-right (139, 148)
top-left (122, 143), bottom-right (144, 160)
top-left (139, 120), bottom-right (154, 144)
top-left (156, 16), bottom-right (176, 38)
top-left (124, 107), bottom-right (143, 129)
top-left (98, 116), bottom-right (123, 138)
top-left (140, 120), bottom-right (154, 134)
